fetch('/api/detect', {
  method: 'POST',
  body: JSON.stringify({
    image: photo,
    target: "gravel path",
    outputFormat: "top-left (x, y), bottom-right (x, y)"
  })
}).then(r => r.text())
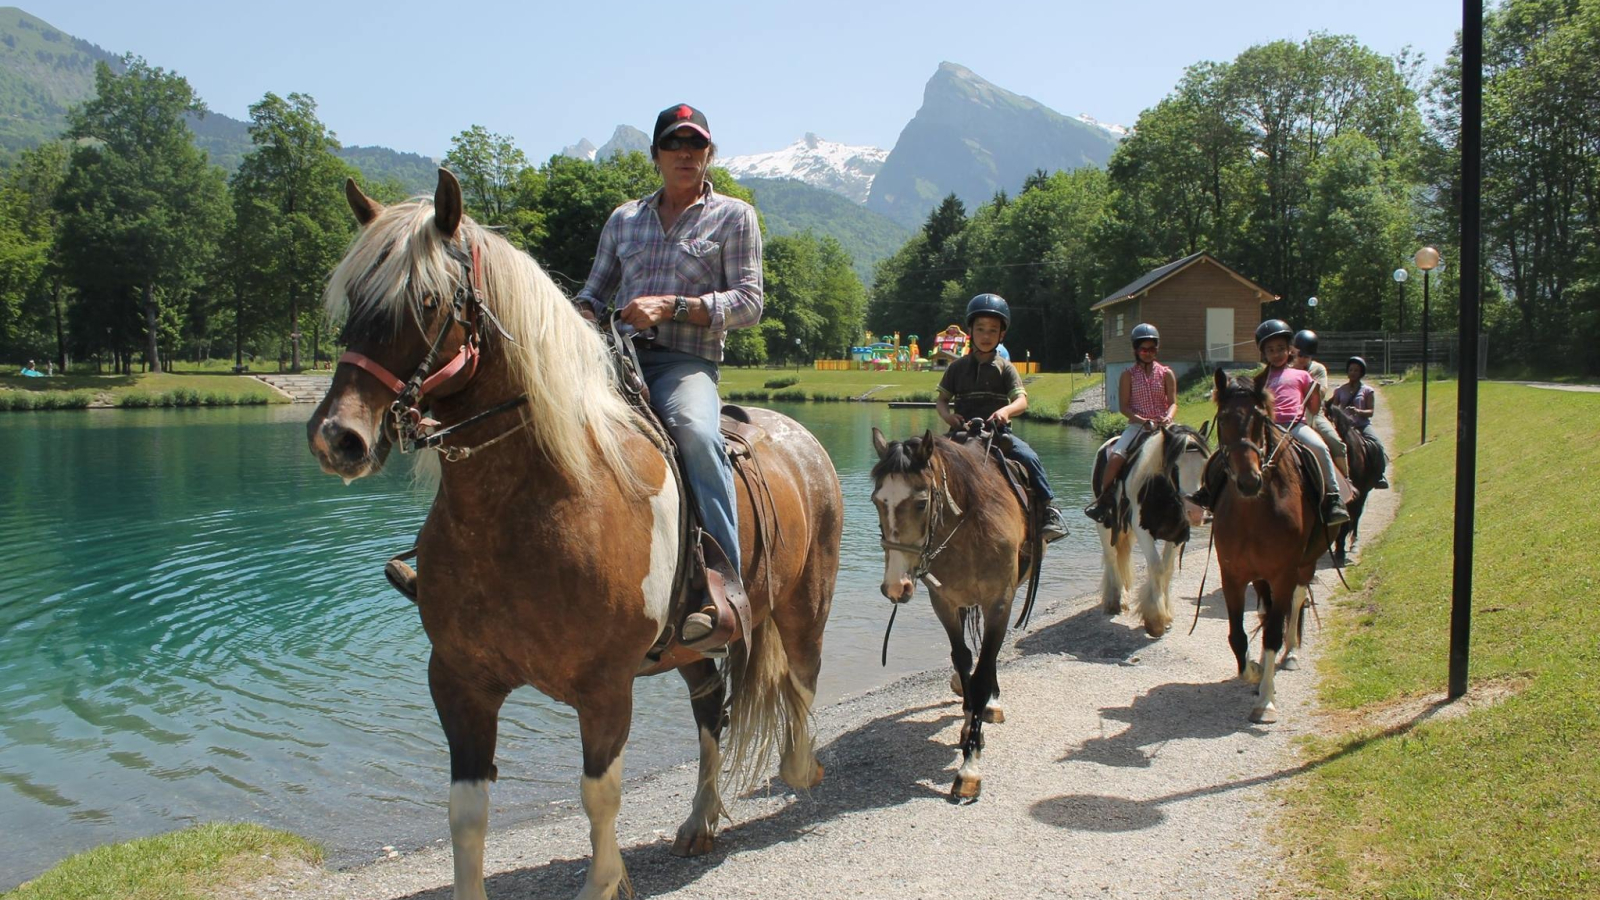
top-left (250, 396), bottom-right (1399, 900)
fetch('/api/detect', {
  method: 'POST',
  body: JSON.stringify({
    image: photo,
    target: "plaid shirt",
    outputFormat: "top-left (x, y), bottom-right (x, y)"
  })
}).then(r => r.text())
top-left (575, 182), bottom-right (763, 362)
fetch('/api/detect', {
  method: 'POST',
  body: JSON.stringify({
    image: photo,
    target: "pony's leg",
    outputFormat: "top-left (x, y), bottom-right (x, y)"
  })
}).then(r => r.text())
top-left (1098, 524), bottom-right (1124, 615)
top-left (772, 572), bottom-right (830, 791)
top-left (953, 605), bottom-right (1009, 800)
top-left (430, 654), bottom-right (507, 900)
top-left (575, 685), bottom-right (634, 900)
top-left (1135, 528), bottom-right (1172, 637)
top-left (672, 660), bottom-right (725, 857)
top-left (1281, 584), bottom-right (1309, 671)
top-left (1221, 572), bottom-right (1252, 682)
top-left (1252, 579), bottom-right (1292, 724)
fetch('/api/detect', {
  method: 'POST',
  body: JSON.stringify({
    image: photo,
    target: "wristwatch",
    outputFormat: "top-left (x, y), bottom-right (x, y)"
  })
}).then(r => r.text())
top-left (672, 295), bottom-right (690, 323)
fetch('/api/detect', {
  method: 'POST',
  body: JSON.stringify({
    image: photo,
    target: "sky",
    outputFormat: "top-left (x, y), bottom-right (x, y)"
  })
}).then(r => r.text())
top-left (25, 0), bottom-right (1467, 161)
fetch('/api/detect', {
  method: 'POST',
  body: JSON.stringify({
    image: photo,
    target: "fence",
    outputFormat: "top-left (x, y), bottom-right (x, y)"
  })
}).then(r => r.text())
top-left (1197, 332), bottom-right (1490, 378)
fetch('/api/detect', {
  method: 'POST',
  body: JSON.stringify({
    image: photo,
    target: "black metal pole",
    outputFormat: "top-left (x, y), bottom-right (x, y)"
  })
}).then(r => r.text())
top-left (1421, 271), bottom-right (1430, 444)
top-left (1449, 0), bottom-right (1484, 700)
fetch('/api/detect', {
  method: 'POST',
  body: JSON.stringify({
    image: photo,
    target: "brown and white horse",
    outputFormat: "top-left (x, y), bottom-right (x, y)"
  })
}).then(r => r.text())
top-left (307, 171), bottom-right (841, 900)
top-left (1208, 370), bottom-right (1334, 724)
top-left (1092, 424), bottom-right (1211, 636)
top-left (870, 428), bottom-right (1030, 800)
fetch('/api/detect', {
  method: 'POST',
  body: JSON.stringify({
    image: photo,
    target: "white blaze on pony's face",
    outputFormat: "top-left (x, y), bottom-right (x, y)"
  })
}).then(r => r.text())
top-left (873, 474), bottom-right (929, 602)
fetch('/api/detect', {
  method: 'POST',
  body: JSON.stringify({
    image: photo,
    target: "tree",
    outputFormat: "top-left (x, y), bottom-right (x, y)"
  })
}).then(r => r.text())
top-left (55, 58), bottom-right (227, 373)
top-left (0, 142), bottom-right (69, 366)
top-left (443, 125), bottom-right (527, 228)
top-left (228, 92), bottom-right (356, 369)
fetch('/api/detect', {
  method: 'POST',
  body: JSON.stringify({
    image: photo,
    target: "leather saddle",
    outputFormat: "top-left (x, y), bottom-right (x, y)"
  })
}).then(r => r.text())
top-left (948, 425), bottom-right (1037, 544)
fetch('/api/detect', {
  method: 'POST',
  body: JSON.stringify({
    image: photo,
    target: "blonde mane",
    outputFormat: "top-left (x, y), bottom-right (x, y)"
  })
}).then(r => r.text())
top-left (324, 196), bottom-right (641, 490)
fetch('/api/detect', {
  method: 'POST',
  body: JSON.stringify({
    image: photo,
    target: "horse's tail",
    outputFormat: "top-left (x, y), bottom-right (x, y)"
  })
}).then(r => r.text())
top-left (725, 616), bottom-right (815, 794)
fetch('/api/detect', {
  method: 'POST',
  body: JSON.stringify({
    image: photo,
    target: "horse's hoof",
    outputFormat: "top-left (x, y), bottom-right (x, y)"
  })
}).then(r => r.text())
top-left (983, 705), bottom-right (1005, 724)
top-left (1144, 618), bottom-right (1168, 638)
top-left (1281, 655), bottom-right (1301, 672)
top-left (1250, 705), bottom-right (1279, 725)
top-left (670, 828), bottom-right (715, 857)
top-left (950, 775), bottom-right (982, 800)
top-left (950, 672), bottom-right (964, 696)
top-left (1243, 660), bottom-right (1263, 685)
top-left (781, 759), bottom-right (824, 791)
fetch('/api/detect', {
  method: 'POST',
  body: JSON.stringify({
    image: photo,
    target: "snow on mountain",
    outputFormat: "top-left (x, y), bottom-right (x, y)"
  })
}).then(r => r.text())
top-left (1075, 114), bottom-right (1129, 140)
top-left (560, 138), bottom-right (597, 161)
top-left (722, 134), bottom-right (888, 205)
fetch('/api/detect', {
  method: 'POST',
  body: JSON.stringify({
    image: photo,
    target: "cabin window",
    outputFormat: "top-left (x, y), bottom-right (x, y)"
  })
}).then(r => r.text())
top-left (1115, 314), bottom-right (1124, 336)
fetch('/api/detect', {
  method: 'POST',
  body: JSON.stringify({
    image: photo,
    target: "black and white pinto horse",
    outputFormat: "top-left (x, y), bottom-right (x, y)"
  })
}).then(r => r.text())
top-left (1093, 424), bottom-right (1212, 636)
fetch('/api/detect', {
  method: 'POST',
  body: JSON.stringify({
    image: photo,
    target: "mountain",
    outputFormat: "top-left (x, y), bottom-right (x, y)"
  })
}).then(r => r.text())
top-left (866, 62), bottom-right (1123, 229)
top-left (0, 7), bottom-right (123, 158)
top-left (596, 125), bottom-right (649, 159)
top-left (738, 176), bottom-right (911, 284)
top-left (722, 134), bottom-right (887, 205)
top-left (560, 137), bottom-right (597, 161)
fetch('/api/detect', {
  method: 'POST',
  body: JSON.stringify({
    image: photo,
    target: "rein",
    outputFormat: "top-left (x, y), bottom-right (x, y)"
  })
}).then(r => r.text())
top-left (337, 241), bottom-right (529, 461)
top-left (879, 453), bottom-right (968, 667)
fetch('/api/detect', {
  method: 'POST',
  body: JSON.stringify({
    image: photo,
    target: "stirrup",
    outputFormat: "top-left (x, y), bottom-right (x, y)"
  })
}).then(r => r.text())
top-left (385, 558), bottom-right (418, 601)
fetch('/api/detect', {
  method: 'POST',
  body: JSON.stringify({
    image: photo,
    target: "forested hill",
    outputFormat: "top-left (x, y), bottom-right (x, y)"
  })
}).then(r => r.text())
top-left (0, 8), bottom-right (437, 190)
top-left (739, 176), bottom-right (911, 283)
top-left (0, 7), bottom-right (122, 158)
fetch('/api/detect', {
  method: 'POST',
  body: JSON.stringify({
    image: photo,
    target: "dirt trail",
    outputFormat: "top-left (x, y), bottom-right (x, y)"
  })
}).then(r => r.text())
top-left (249, 395), bottom-right (1400, 900)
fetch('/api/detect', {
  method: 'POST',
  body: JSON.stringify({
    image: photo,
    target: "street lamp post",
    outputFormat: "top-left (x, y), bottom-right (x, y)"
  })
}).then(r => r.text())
top-left (1414, 247), bottom-right (1442, 444)
top-left (1393, 268), bottom-right (1409, 377)
top-left (1307, 295), bottom-right (1319, 329)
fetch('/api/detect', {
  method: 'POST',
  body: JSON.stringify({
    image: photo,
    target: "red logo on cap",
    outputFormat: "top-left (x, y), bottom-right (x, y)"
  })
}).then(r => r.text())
top-left (676, 105), bottom-right (693, 120)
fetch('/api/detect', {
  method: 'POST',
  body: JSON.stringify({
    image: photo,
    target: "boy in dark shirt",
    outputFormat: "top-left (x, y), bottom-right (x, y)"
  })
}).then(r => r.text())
top-left (935, 293), bottom-right (1069, 543)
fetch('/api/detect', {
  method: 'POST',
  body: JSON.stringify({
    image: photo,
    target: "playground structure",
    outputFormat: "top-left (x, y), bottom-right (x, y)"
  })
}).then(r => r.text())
top-left (928, 324), bottom-right (969, 369)
top-left (848, 331), bottom-right (930, 372)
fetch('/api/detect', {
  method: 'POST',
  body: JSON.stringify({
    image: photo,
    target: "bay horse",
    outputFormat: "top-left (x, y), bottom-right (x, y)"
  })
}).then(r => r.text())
top-left (307, 170), bottom-right (842, 900)
top-left (1207, 369), bottom-right (1336, 724)
top-left (870, 427), bottom-right (1032, 800)
top-left (1323, 401), bottom-right (1386, 566)
top-left (1091, 424), bottom-right (1212, 636)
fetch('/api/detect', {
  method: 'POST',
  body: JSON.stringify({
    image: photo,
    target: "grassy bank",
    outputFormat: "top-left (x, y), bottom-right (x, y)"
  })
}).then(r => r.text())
top-left (719, 367), bottom-right (1100, 419)
top-left (0, 373), bottom-right (283, 410)
top-left (1284, 380), bottom-right (1600, 898)
top-left (1, 823), bottom-right (321, 900)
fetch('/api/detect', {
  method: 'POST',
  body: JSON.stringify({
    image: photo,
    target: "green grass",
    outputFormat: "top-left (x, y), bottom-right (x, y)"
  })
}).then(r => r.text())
top-left (0, 372), bottom-right (284, 408)
top-left (2, 823), bottom-right (322, 900)
top-left (1282, 379), bottom-right (1600, 899)
top-left (720, 367), bottom-right (1100, 418)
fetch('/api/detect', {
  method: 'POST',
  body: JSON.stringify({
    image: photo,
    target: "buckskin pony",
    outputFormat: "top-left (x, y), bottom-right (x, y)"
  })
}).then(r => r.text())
top-left (1091, 423), bottom-right (1212, 636)
top-left (870, 427), bottom-right (1033, 800)
top-left (1206, 369), bottom-right (1335, 724)
top-left (307, 171), bottom-right (842, 900)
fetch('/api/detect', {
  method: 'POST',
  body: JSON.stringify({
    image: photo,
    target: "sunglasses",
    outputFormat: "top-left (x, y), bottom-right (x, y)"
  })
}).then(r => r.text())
top-left (658, 133), bottom-right (710, 152)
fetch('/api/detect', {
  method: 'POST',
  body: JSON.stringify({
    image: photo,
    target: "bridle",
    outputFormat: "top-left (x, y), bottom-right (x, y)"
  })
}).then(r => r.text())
top-left (878, 454), bottom-right (967, 594)
top-left (1213, 389), bottom-right (1287, 485)
top-left (337, 241), bottom-right (528, 462)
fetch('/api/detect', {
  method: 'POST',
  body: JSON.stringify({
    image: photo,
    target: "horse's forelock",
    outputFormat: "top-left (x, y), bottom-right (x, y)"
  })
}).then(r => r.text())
top-left (871, 437), bottom-right (932, 483)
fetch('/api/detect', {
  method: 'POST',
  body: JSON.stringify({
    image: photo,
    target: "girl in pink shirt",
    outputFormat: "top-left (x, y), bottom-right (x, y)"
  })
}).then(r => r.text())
top-left (1084, 323), bottom-right (1177, 525)
top-left (1255, 320), bottom-right (1349, 526)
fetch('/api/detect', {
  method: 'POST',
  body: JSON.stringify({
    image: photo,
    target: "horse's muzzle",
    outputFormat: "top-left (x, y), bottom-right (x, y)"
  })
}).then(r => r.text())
top-left (881, 578), bottom-right (914, 603)
top-left (308, 416), bottom-right (384, 480)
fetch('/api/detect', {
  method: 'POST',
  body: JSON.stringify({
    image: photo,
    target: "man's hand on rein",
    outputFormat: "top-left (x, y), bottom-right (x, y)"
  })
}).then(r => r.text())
top-left (618, 295), bottom-right (677, 330)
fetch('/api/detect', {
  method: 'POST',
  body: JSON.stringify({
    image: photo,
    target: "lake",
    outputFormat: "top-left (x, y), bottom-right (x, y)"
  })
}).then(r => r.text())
top-left (0, 401), bottom-right (1108, 887)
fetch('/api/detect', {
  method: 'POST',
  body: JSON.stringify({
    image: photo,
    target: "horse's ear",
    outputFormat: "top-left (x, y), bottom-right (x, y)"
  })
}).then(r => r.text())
top-left (346, 178), bottom-right (383, 226)
top-left (871, 427), bottom-right (889, 460)
top-left (1199, 419), bottom-right (1212, 440)
top-left (916, 430), bottom-right (935, 464)
top-left (1213, 367), bottom-right (1227, 399)
top-left (434, 168), bottom-right (463, 238)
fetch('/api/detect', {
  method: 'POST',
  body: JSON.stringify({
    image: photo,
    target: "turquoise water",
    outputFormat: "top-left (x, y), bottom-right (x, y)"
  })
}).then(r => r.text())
top-left (0, 402), bottom-right (1107, 886)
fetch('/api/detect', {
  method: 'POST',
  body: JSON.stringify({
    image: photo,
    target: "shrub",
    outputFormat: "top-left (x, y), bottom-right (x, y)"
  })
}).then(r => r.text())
top-left (119, 393), bottom-right (156, 408)
top-left (763, 376), bottom-right (799, 389)
top-left (36, 391), bottom-right (92, 409)
top-left (726, 389), bottom-right (770, 402)
top-left (770, 389), bottom-right (807, 403)
top-left (8, 392), bottom-right (37, 410)
top-left (810, 392), bottom-right (842, 402)
top-left (1091, 410), bottom-right (1128, 441)
top-left (0, 392), bottom-right (16, 411)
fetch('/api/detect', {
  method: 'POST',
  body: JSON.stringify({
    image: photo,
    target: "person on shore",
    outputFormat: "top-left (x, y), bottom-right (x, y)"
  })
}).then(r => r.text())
top-left (573, 102), bottom-right (763, 650)
top-left (1290, 329), bottom-right (1349, 480)
top-left (1255, 320), bottom-right (1350, 526)
top-left (1083, 323), bottom-right (1176, 525)
top-left (935, 294), bottom-right (1069, 543)
top-left (1331, 356), bottom-right (1389, 489)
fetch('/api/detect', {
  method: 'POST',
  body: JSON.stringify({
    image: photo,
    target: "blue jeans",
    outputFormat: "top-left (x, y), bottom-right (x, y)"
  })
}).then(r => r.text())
top-left (1004, 434), bottom-right (1054, 503)
top-left (638, 348), bottom-right (740, 573)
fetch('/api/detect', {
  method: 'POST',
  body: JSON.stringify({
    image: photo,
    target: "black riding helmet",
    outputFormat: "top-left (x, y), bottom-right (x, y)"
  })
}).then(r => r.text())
top-left (1346, 356), bottom-right (1368, 377)
top-left (966, 293), bottom-right (1010, 330)
top-left (1292, 329), bottom-right (1319, 357)
top-left (1130, 322), bottom-right (1159, 348)
top-left (1255, 319), bottom-right (1293, 348)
